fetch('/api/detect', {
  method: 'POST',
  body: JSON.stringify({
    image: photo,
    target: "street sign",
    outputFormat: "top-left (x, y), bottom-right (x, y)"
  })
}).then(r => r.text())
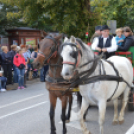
top-left (107, 20), bottom-right (117, 34)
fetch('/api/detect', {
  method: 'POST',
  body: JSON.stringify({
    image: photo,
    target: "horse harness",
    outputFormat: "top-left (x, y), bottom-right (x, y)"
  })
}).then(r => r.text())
top-left (38, 36), bottom-right (79, 85)
top-left (61, 41), bottom-right (133, 101)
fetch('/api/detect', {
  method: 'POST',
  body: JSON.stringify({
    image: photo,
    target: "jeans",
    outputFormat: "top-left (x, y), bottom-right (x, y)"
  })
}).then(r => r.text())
top-left (0, 77), bottom-right (7, 89)
top-left (26, 63), bottom-right (31, 79)
top-left (33, 70), bottom-right (38, 78)
top-left (16, 68), bottom-right (25, 87)
top-left (13, 65), bottom-right (18, 83)
top-left (2, 64), bottom-right (12, 84)
top-left (40, 67), bottom-right (44, 82)
top-left (40, 65), bottom-right (49, 82)
top-left (44, 65), bottom-right (49, 80)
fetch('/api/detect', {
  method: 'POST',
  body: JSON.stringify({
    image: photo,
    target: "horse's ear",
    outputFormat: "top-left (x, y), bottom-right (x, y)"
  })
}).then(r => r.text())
top-left (41, 30), bottom-right (48, 38)
top-left (55, 34), bottom-right (63, 41)
top-left (70, 35), bottom-right (76, 44)
top-left (64, 37), bottom-right (69, 43)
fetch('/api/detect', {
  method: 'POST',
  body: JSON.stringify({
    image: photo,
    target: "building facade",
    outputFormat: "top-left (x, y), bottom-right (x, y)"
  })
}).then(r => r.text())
top-left (6, 27), bottom-right (45, 48)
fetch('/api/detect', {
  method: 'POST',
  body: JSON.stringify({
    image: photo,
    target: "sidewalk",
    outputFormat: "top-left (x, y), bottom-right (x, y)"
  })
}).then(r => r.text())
top-left (6, 78), bottom-right (41, 90)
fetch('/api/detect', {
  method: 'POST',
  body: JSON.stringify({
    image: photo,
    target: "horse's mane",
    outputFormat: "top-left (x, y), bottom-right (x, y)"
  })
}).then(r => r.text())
top-left (76, 38), bottom-right (87, 50)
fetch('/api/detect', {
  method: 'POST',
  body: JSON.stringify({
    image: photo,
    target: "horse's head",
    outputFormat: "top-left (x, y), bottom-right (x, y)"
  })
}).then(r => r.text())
top-left (33, 34), bottom-right (62, 69)
top-left (60, 36), bottom-right (82, 80)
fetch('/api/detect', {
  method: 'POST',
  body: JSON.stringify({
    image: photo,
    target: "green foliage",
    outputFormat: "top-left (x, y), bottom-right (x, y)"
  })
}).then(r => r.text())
top-left (0, 2), bottom-right (26, 35)
top-left (91, 0), bottom-right (134, 30)
top-left (0, 0), bottom-right (99, 38)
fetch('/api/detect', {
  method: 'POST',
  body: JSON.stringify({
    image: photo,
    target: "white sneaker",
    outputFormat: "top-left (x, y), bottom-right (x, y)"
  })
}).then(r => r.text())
top-left (0, 89), bottom-right (7, 92)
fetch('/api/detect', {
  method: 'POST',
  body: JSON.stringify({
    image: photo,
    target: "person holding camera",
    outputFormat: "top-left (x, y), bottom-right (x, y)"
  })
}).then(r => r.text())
top-left (13, 48), bottom-right (26, 89)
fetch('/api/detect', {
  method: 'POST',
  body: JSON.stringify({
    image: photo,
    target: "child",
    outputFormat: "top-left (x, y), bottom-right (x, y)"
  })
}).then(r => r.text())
top-left (0, 70), bottom-right (7, 92)
top-left (115, 28), bottom-right (126, 46)
top-left (13, 48), bottom-right (26, 89)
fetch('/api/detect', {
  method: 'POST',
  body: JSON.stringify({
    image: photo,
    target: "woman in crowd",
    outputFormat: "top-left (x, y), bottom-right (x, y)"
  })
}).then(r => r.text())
top-left (13, 48), bottom-right (26, 89)
top-left (23, 45), bottom-right (31, 80)
top-left (118, 26), bottom-right (134, 51)
top-left (0, 46), bottom-right (13, 84)
top-left (10, 45), bottom-right (17, 83)
top-left (31, 45), bottom-right (38, 78)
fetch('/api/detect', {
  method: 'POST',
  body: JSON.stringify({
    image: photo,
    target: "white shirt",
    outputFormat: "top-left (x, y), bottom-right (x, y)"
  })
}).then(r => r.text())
top-left (91, 36), bottom-right (118, 53)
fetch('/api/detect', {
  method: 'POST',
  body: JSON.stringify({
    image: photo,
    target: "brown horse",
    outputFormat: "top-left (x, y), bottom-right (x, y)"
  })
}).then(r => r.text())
top-left (33, 35), bottom-right (82, 134)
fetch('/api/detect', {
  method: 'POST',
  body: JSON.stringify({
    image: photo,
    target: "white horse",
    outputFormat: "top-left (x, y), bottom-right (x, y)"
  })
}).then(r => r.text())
top-left (60, 36), bottom-right (133, 134)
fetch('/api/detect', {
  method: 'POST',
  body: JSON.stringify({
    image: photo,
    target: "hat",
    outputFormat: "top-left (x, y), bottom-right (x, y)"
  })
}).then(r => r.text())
top-left (0, 71), bottom-right (3, 74)
top-left (95, 25), bottom-right (102, 31)
top-left (101, 25), bottom-right (110, 31)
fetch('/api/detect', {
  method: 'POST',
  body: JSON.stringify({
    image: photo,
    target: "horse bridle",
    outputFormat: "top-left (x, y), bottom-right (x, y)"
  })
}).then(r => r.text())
top-left (61, 42), bottom-right (82, 68)
top-left (38, 36), bottom-right (58, 64)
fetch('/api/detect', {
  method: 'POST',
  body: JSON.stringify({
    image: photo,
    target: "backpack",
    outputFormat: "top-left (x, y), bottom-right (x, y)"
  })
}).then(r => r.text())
top-left (34, 52), bottom-right (37, 58)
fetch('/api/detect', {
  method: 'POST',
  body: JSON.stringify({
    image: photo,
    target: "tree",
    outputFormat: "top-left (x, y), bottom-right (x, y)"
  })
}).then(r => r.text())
top-left (0, 0), bottom-right (100, 38)
top-left (0, 2), bottom-right (27, 35)
top-left (91, 0), bottom-right (134, 30)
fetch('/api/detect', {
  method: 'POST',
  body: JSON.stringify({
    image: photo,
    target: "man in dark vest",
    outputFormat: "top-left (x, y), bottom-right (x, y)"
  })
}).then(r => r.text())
top-left (90, 25), bottom-right (102, 43)
top-left (91, 25), bottom-right (118, 59)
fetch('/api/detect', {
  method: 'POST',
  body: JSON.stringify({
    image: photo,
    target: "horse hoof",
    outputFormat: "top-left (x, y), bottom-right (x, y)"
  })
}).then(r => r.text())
top-left (50, 132), bottom-right (56, 134)
top-left (112, 121), bottom-right (118, 125)
top-left (84, 119), bottom-right (87, 122)
top-left (119, 120), bottom-right (124, 125)
top-left (84, 131), bottom-right (91, 134)
top-left (65, 120), bottom-right (70, 123)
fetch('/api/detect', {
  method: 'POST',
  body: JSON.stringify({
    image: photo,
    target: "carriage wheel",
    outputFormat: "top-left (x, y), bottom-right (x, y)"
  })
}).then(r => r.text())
top-left (128, 89), bottom-right (134, 111)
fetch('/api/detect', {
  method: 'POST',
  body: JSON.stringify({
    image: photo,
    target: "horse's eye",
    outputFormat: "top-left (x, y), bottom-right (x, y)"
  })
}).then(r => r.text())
top-left (70, 52), bottom-right (76, 58)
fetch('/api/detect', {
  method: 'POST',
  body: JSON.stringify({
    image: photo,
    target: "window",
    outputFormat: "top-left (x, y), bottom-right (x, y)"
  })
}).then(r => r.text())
top-left (21, 38), bottom-right (24, 44)
top-left (26, 38), bottom-right (36, 46)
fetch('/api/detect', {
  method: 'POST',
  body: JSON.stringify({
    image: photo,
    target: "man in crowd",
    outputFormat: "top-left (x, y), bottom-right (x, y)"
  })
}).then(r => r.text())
top-left (0, 46), bottom-right (13, 84)
top-left (28, 45), bottom-right (34, 53)
top-left (9, 45), bottom-right (17, 83)
top-left (91, 25), bottom-right (118, 59)
top-left (90, 25), bottom-right (102, 43)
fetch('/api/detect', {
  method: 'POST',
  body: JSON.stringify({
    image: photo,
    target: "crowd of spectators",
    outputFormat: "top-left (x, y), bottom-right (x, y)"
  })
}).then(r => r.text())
top-left (91, 25), bottom-right (134, 59)
top-left (0, 44), bottom-right (48, 92)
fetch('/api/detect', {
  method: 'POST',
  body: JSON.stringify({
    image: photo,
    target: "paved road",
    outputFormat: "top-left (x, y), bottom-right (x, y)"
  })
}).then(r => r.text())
top-left (0, 81), bottom-right (134, 134)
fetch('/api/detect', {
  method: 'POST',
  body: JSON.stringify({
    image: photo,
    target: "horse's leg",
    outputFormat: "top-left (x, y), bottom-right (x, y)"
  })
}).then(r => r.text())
top-left (112, 99), bottom-right (119, 125)
top-left (61, 96), bottom-right (67, 134)
top-left (66, 94), bottom-right (73, 123)
top-left (119, 87), bottom-right (130, 124)
top-left (77, 92), bottom-right (82, 109)
top-left (77, 92), bottom-right (90, 121)
top-left (98, 101), bottom-right (106, 134)
top-left (80, 98), bottom-right (91, 134)
top-left (49, 92), bottom-right (57, 134)
top-left (83, 105), bottom-right (91, 121)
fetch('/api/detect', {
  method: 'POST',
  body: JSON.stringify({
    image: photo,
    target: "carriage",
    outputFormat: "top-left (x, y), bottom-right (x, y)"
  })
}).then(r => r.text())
top-left (94, 46), bottom-right (134, 111)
